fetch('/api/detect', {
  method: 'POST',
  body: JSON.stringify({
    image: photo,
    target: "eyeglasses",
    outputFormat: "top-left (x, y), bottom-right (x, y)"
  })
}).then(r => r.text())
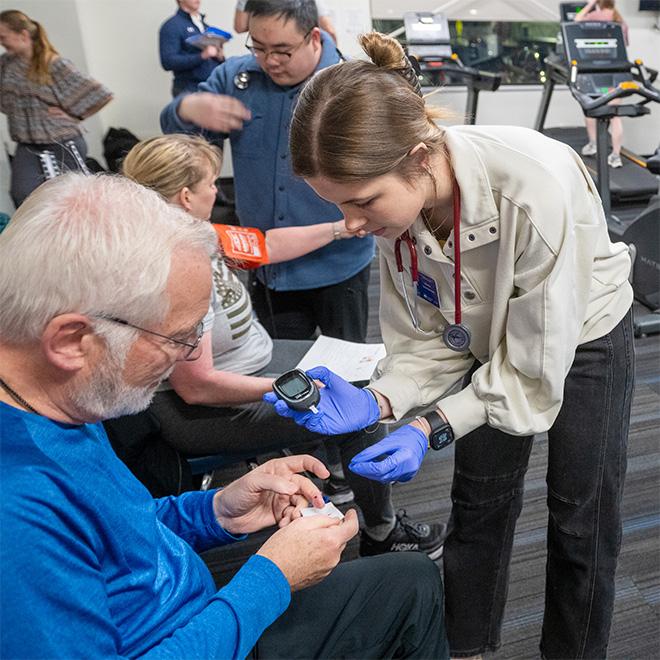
top-left (245, 28), bottom-right (313, 63)
top-left (96, 316), bottom-right (204, 361)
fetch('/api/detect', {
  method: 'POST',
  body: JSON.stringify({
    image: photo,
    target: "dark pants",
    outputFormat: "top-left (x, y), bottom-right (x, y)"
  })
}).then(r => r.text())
top-left (251, 553), bottom-right (450, 659)
top-left (10, 136), bottom-right (88, 207)
top-left (444, 309), bottom-right (635, 659)
top-left (150, 339), bottom-right (394, 532)
top-left (250, 264), bottom-right (371, 342)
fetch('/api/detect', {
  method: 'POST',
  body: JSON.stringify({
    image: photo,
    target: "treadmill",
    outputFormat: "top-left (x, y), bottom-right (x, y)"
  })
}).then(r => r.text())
top-left (403, 11), bottom-right (501, 125)
top-left (535, 11), bottom-right (658, 205)
top-left (561, 21), bottom-right (660, 335)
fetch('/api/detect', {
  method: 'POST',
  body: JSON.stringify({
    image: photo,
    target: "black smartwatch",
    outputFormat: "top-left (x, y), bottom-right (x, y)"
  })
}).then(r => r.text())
top-left (422, 410), bottom-right (455, 451)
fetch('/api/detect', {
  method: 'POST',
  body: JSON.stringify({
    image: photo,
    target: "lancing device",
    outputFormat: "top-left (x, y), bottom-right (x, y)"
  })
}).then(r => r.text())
top-left (272, 368), bottom-right (320, 414)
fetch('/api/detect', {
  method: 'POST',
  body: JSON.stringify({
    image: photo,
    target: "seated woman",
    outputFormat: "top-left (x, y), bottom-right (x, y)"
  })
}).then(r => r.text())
top-left (111, 134), bottom-right (445, 558)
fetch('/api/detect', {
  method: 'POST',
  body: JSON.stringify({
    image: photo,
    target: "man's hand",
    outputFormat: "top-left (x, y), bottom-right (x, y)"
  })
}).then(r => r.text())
top-left (213, 455), bottom-right (328, 535)
top-left (178, 92), bottom-right (251, 132)
top-left (201, 44), bottom-right (222, 60)
top-left (257, 509), bottom-right (359, 591)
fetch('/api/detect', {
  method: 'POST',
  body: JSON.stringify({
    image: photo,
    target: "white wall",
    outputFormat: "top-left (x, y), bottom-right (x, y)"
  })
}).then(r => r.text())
top-left (1, 0), bottom-right (658, 213)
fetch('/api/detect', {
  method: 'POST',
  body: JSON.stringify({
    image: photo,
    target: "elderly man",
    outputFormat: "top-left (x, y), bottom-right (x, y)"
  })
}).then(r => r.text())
top-left (0, 174), bottom-right (448, 659)
top-left (161, 0), bottom-right (372, 344)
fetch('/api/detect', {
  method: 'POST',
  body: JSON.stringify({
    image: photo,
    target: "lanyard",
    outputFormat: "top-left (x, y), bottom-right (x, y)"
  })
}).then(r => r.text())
top-left (394, 180), bottom-right (471, 352)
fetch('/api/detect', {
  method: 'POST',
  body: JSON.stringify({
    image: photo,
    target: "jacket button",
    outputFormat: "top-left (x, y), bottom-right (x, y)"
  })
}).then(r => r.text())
top-left (468, 233), bottom-right (476, 241)
top-left (278, 185), bottom-right (285, 192)
top-left (489, 226), bottom-right (497, 234)
top-left (278, 214), bottom-right (284, 220)
top-left (465, 291), bottom-right (476, 300)
top-left (424, 245), bottom-right (432, 255)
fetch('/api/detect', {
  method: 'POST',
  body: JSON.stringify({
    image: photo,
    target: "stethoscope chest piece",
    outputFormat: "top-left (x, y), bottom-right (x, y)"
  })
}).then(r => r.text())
top-left (234, 71), bottom-right (250, 90)
top-left (443, 322), bottom-right (471, 353)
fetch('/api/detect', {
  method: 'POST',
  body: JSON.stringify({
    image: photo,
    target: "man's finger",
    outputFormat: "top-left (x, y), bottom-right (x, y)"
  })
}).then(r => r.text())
top-left (248, 472), bottom-right (297, 496)
top-left (286, 473), bottom-right (325, 507)
top-left (268, 454), bottom-right (330, 482)
top-left (335, 509), bottom-right (359, 542)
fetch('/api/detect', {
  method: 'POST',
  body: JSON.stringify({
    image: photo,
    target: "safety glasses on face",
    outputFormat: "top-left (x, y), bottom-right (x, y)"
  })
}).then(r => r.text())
top-left (245, 28), bottom-right (313, 63)
top-left (95, 316), bottom-right (204, 361)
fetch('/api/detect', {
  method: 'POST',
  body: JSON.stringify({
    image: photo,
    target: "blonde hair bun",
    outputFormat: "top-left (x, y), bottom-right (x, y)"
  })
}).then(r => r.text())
top-left (359, 31), bottom-right (406, 70)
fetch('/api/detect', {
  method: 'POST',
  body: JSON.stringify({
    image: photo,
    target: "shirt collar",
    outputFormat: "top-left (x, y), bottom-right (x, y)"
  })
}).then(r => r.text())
top-left (443, 126), bottom-right (499, 227)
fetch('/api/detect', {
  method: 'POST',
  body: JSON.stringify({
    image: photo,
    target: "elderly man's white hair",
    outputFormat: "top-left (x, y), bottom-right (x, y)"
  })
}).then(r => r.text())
top-left (0, 173), bottom-right (217, 344)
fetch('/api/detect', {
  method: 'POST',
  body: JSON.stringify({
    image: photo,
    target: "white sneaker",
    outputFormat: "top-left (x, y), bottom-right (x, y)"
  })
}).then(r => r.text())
top-left (581, 141), bottom-right (597, 156)
top-left (608, 153), bottom-right (623, 168)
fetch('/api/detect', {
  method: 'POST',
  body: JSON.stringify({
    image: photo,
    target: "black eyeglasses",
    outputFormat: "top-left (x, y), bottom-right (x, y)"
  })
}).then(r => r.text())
top-left (245, 28), bottom-right (313, 62)
top-left (95, 316), bottom-right (204, 361)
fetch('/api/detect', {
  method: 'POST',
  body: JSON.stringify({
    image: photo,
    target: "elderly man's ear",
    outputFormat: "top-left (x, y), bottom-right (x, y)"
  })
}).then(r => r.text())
top-left (41, 314), bottom-right (99, 372)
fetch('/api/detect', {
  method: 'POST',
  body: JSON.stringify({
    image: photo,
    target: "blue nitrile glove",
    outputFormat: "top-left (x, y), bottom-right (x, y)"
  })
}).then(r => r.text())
top-left (262, 366), bottom-right (380, 435)
top-left (348, 424), bottom-right (428, 483)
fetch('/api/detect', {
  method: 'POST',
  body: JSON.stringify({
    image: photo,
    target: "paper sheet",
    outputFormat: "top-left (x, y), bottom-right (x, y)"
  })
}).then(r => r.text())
top-left (300, 501), bottom-right (345, 520)
top-left (295, 335), bottom-right (386, 383)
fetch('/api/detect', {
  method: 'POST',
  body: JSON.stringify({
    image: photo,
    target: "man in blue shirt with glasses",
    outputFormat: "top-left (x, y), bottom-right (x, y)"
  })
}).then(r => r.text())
top-left (161, 0), bottom-right (375, 343)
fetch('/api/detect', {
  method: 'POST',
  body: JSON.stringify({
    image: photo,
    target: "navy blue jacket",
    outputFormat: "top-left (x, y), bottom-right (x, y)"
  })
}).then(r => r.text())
top-left (161, 32), bottom-right (375, 291)
top-left (159, 9), bottom-right (220, 96)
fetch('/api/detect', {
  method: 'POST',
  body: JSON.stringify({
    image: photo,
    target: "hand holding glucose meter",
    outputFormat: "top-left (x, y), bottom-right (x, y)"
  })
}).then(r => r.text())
top-left (272, 368), bottom-right (320, 414)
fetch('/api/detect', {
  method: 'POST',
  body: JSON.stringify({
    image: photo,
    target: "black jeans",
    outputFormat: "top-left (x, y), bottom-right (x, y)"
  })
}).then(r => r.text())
top-left (251, 553), bottom-right (450, 659)
top-left (250, 264), bottom-right (371, 342)
top-left (10, 136), bottom-right (88, 207)
top-left (444, 309), bottom-right (635, 659)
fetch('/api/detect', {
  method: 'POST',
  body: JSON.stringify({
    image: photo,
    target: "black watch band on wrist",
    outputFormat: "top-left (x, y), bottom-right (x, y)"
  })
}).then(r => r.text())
top-left (423, 410), bottom-right (455, 451)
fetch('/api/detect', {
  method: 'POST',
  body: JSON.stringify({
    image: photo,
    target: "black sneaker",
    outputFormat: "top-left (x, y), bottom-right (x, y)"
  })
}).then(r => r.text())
top-left (359, 509), bottom-right (446, 560)
top-left (323, 475), bottom-right (355, 505)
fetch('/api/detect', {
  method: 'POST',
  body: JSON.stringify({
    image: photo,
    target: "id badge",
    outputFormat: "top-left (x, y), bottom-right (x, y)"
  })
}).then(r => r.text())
top-left (416, 271), bottom-right (441, 308)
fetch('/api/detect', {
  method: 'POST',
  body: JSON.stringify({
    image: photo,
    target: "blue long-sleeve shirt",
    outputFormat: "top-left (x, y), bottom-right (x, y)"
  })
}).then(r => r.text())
top-left (0, 402), bottom-right (290, 658)
top-left (159, 9), bottom-right (220, 95)
top-left (160, 32), bottom-right (375, 291)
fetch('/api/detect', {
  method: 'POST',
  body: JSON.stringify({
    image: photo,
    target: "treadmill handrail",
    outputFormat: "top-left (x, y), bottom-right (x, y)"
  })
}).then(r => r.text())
top-left (568, 60), bottom-right (660, 112)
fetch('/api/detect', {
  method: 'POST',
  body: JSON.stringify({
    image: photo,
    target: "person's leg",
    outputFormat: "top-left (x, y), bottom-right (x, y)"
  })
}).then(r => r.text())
top-left (313, 263), bottom-right (371, 342)
top-left (250, 277), bottom-right (317, 340)
top-left (585, 117), bottom-right (597, 144)
top-left (252, 553), bottom-right (449, 659)
top-left (541, 309), bottom-right (634, 659)
top-left (10, 144), bottom-right (48, 207)
top-left (444, 424), bottom-right (533, 656)
top-left (609, 117), bottom-right (623, 156)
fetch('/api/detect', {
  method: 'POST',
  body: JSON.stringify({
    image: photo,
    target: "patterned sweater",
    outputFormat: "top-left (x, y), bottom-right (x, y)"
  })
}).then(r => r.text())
top-left (0, 54), bottom-right (112, 144)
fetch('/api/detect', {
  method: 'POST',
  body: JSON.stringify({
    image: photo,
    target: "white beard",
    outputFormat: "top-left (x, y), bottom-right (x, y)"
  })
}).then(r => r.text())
top-left (68, 348), bottom-right (175, 421)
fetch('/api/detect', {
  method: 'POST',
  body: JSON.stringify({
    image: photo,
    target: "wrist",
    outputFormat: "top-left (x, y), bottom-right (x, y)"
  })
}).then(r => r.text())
top-left (332, 221), bottom-right (341, 241)
top-left (411, 416), bottom-right (431, 438)
top-left (363, 387), bottom-right (385, 423)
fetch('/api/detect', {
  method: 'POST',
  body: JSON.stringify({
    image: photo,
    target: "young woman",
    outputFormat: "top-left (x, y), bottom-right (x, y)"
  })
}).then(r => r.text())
top-left (575, 0), bottom-right (629, 167)
top-left (267, 32), bottom-right (635, 659)
top-left (111, 133), bottom-right (445, 558)
top-left (0, 10), bottom-right (112, 206)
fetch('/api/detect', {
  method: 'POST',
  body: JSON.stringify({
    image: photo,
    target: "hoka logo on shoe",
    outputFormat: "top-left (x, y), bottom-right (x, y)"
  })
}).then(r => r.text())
top-left (390, 542), bottom-right (419, 552)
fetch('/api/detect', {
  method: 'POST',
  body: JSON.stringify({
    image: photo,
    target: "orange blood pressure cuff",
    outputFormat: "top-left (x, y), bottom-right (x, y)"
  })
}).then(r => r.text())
top-left (213, 224), bottom-right (269, 269)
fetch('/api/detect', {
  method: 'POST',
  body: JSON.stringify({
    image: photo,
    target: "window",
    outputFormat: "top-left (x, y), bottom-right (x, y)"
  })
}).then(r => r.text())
top-left (372, 19), bottom-right (560, 85)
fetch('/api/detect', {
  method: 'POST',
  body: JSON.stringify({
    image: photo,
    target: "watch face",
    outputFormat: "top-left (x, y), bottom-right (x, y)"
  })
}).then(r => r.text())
top-left (430, 428), bottom-right (454, 450)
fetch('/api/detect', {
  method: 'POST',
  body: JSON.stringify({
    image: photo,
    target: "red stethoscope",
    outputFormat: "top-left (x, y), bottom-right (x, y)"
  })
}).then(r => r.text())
top-left (394, 180), bottom-right (472, 352)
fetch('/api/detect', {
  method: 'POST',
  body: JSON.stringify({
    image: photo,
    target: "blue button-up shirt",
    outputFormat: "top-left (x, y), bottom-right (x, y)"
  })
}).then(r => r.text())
top-left (161, 32), bottom-right (375, 291)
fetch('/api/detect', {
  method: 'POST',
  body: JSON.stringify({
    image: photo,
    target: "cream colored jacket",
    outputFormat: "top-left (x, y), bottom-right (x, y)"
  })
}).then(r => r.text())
top-left (370, 125), bottom-right (633, 439)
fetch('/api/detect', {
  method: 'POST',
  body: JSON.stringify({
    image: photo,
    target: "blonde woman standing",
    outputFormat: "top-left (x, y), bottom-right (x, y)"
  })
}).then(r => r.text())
top-left (265, 32), bottom-right (635, 659)
top-left (0, 10), bottom-right (112, 206)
